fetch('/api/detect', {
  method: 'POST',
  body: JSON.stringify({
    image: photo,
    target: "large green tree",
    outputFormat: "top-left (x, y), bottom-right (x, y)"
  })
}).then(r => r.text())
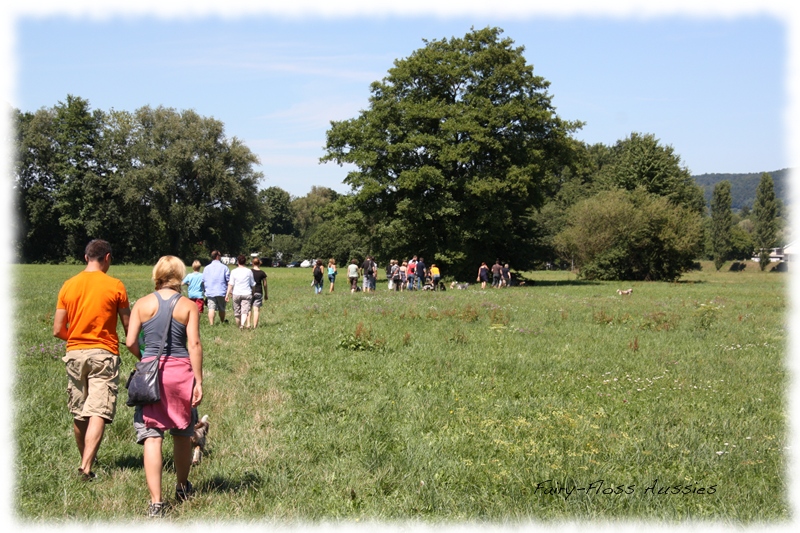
top-left (14, 96), bottom-right (129, 261)
top-left (300, 195), bottom-right (370, 267)
top-left (290, 186), bottom-right (340, 240)
top-left (753, 172), bottom-right (778, 270)
top-left (321, 27), bottom-right (581, 277)
top-left (710, 180), bottom-right (733, 270)
top-left (122, 105), bottom-right (261, 261)
top-left (596, 132), bottom-right (705, 213)
top-left (14, 106), bottom-right (66, 262)
top-left (50, 96), bottom-right (107, 258)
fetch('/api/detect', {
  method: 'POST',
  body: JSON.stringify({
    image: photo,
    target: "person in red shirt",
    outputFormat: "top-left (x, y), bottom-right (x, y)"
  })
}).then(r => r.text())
top-left (53, 239), bottom-right (131, 481)
top-left (407, 257), bottom-right (417, 291)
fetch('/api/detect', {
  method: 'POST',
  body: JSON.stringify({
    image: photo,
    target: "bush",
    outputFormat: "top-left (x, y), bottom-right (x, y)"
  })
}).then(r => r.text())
top-left (555, 189), bottom-right (703, 281)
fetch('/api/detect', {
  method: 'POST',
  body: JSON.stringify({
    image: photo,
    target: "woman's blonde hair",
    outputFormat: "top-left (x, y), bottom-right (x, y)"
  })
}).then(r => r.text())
top-left (153, 256), bottom-right (186, 291)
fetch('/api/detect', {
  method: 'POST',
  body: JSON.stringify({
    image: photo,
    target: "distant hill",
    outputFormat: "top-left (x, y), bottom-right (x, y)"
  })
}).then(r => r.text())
top-left (693, 169), bottom-right (791, 211)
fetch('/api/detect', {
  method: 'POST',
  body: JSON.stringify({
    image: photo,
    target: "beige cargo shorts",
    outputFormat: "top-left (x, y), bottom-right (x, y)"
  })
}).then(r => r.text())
top-left (63, 348), bottom-right (120, 422)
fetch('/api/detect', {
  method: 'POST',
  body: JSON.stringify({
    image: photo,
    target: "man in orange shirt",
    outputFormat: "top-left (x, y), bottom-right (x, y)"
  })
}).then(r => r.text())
top-left (53, 239), bottom-right (131, 481)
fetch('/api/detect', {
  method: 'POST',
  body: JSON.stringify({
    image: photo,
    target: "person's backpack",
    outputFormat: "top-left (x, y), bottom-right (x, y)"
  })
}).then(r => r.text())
top-left (391, 264), bottom-right (400, 280)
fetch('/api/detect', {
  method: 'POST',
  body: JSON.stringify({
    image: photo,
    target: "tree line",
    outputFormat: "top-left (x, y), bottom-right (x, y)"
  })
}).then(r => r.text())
top-left (13, 97), bottom-right (261, 263)
top-left (12, 27), bottom-right (788, 280)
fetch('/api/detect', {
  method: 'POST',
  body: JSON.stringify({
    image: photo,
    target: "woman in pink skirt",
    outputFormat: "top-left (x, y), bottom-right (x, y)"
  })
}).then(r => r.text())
top-left (126, 256), bottom-right (203, 517)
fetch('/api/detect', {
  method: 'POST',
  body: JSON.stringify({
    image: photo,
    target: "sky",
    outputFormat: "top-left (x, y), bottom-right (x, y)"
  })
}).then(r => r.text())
top-left (5, 3), bottom-right (792, 199)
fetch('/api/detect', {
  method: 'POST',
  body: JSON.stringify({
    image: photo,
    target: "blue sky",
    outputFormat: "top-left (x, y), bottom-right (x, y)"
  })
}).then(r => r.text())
top-left (8, 7), bottom-right (789, 198)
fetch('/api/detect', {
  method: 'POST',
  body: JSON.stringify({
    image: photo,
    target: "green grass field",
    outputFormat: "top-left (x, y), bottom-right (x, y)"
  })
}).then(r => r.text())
top-left (13, 262), bottom-right (789, 523)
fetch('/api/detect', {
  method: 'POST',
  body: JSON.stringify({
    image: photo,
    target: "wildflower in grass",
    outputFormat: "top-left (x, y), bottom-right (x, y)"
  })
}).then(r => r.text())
top-left (27, 340), bottom-right (66, 360)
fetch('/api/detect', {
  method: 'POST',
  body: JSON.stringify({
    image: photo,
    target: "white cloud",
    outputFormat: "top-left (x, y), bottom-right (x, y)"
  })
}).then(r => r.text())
top-left (257, 98), bottom-right (365, 132)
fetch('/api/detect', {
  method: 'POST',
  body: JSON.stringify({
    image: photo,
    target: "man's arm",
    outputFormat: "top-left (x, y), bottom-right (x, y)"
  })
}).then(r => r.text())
top-left (118, 307), bottom-right (131, 337)
top-left (53, 309), bottom-right (69, 340)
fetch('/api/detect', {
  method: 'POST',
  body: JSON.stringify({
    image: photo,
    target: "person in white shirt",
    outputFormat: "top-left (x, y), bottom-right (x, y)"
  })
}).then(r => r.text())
top-left (225, 254), bottom-right (255, 329)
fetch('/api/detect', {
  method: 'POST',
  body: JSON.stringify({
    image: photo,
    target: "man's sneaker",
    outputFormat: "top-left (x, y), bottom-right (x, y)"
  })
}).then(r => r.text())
top-left (77, 468), bottom-right (96, 482)
top-left (148, 502), bottom-right (164, 518)
top-left (175, 480), bottom-right (194, 502)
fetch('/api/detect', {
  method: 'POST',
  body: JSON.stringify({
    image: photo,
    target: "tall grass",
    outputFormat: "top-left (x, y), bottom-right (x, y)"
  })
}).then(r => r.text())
top-left (13, 262), bottom-right (788, 523)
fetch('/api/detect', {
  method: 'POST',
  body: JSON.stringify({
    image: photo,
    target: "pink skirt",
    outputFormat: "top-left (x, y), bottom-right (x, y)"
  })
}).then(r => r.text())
top-left (141, 356), bottom-right (194, 431)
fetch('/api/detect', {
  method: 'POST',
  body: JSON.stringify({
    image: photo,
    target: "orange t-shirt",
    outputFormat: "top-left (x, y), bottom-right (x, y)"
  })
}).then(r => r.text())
top-left (56, 270), bottom-right (130, 355)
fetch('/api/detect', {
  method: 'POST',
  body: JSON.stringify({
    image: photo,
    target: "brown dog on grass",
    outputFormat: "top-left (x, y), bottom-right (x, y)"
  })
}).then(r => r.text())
top-left (191, 414), bottom-right (209, 465)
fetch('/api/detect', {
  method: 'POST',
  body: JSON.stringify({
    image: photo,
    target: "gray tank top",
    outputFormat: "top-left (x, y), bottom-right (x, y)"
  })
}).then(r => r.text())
top-left (141, 292), bottom-right (189, 358)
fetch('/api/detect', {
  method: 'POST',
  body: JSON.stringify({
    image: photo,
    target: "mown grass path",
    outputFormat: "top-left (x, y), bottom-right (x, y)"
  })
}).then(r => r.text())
top-left (13, 262), bottom-right (788, 523)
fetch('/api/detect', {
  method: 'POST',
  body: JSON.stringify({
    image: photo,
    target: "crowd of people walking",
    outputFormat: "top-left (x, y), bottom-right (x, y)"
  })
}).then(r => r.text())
top-left (196, 251), bottom-right (268, 329)
top-left (315, 255), bottom-right (511, 293)
top-left (52, 240), bottom-right (515, 517)
top-left (333, 255), bottom-right (444, 293)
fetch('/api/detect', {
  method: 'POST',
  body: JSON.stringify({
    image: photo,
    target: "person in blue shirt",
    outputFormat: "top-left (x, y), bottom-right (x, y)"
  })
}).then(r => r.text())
top-left (202, 250), bottom-right (230, 325)
top-left (182, 260), bottom-right (205, 313)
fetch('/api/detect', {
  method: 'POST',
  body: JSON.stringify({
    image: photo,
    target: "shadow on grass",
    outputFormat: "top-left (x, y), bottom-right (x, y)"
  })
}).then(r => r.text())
top-left (111, 449), bottom-right (218, 473)
top-left (112, 454), bottom-right (145, 470)
top-left (513, 278), bottom-right (711, 286)
top-left (513, 279), bottom-right (602, 287)
top-left (199, 471), bottom-right (263, 494)
top-left (112, 453), bottom-right (264, 495)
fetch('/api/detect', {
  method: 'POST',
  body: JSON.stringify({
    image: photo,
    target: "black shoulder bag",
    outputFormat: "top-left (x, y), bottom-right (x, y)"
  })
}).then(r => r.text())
top-left (126, 294), bottom-right (179, 407)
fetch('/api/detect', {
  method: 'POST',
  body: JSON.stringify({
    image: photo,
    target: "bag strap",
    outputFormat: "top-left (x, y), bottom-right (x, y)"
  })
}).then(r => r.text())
top-left (154, 292), bottom-right (180, 360)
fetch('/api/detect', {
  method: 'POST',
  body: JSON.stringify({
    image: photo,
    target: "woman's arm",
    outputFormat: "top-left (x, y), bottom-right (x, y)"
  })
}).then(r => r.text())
top-left (225, 279), bottom-right (233, 302)
top-left (185, 299), bottom-right (203, 407)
